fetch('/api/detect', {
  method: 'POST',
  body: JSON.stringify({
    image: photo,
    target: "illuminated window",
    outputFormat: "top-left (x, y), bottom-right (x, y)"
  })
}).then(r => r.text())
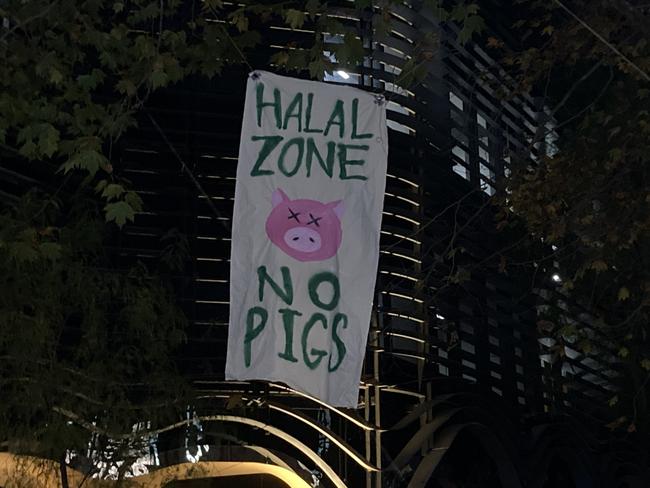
top-left (452, 145), bottom-right (469, 162)
top-left (462, 359), bottom-right (476, 369)
top-left (449, 91), bottom-right (464, 111)
top-left (479, 147), bottom-right (490, 163)
top-left (480, 163), bottom-right (493, 179)
top-left (454, 164), bottom-right (468, 178)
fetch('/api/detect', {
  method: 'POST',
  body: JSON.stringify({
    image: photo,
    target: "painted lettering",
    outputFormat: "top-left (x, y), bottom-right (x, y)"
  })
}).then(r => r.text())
top-left (283, 93), bottom-right (303, 131)
top-left (338, 143), bottom-right (369, 181)
top-left (256, 83), bottom-right (282, 129)
top-left (278, 137), bottom-right (305, 177)
top-left (257, 265), bottom-right (293, 305)
top-left (302, 312), bottom-right (328, 370)
top-left (324, 100), bottom-right (345, 138)
top-left (308, 271), bottom-right (340, 311)
top-left (304, 93), bottom-right (323, 133)
top-left (250, 135), bottom-right (283, 176)
top-left (278, 308), bottom-right (301, 363)
top-left (305, 138), bottom-right (335, 178)
top-left (328, 313), bottom-right (348, 372)
top-left (245, 306), bottom-right (268, 367)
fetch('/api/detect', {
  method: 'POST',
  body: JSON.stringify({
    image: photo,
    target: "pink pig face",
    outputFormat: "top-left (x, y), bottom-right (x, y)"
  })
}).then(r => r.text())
top-left (265, 189), bottom-right (345, 262)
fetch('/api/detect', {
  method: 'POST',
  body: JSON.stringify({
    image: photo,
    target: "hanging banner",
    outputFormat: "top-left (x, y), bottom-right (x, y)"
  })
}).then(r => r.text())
top-left (226, 71), bottom-right (387, 407)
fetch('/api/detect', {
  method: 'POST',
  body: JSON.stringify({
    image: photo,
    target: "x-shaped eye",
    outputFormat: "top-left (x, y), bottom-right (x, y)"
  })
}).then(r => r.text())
top-left (307, 213), bottom-right (322, 227)
top-left (288, 208), bottom-right (301, 222)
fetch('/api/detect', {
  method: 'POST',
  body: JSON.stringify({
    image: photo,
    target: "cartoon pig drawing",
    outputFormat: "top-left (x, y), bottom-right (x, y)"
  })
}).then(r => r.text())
top-left (265, 189), bottom-right (345, 262)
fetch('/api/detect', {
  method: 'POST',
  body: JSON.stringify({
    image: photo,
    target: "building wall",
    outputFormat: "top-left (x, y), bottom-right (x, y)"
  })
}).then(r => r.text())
top-left (1, 1), bottom-right (643, 486)
top-left (105, 3), bottom-right (556, 486)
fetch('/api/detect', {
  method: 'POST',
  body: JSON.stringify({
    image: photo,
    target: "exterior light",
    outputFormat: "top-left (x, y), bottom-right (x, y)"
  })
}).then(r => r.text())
top-left (552, 274), bottom-right (561, 282)
top-left (335, 70), bottom-right (350, 79)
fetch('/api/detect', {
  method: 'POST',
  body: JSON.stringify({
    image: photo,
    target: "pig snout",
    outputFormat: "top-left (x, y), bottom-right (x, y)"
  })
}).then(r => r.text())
top-left (283, 227), bottom-right (322, 253)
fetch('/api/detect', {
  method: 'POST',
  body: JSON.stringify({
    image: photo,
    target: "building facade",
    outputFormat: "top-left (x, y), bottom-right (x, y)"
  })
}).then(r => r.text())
top-left (2, 1), bottom-right (647, 487)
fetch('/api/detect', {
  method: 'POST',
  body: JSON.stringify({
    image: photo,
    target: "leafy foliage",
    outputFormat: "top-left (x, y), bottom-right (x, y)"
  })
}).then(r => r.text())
top-left (1, 0), bottom-right (263, 224)
top-left (1, 0), bottom-right (485, 227)
top-left (0, 0), bottom-right (489, 477)
top-left (496, 0), bottom-right (650, 436)
top-left (0, 193), bottom-right (189, 473)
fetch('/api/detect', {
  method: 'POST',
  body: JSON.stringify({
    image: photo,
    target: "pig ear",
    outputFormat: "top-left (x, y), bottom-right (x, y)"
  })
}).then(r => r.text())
top-left (328, 200), bottom-right (345, 219)
top-left (271, 189), bottom-right (290, 207)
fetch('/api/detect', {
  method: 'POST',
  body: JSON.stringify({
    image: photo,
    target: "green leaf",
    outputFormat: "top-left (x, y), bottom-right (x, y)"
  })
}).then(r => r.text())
top-left (305, 0), bottom-right (321, 18)
top-left (450, 4), bottom-right (467, 22)
top-left (151, 70), bottom-right (169, 89)
top-left (234, 30), bottom-right (261, 50)
top-left (609, 148), bottom-right (624, 161)
top-left (10, 237), bottom-right (39, 263)
top-left (101, 183), bottom-right (125, 201)
top-left (466, 3), bottom-right (480, 15)
top-left (230, 11), bottom-right (249, 32)
top-left (578, 339), bottom-right (593, 354)
top-left (284, 9), bottom-right (305, 29)
top-left (641, 359), bottom-right (650, 371)
top-left (95, 179), bottom-right (108, 193)
top-left (18, 140), bottom-right (37, 159)
top-left (77, 69), bottom-right (104, 91)
top-left (61, 149), bottom-right (108, 177)
top-left (124, 191), bottom-right (143, 212)
top-left (422, 0), bottom-right (448, 20)
top-left (39, 242), bottom-right (62, 261)
top-left (458, 15), bottom-right (485, 44)
top-left (339, 31), bottom-right (365, 65)
top-left (271, 51), bottom-right (291, 66)
top-left (608, 395), bottom-right (619, 407)
top-left (618, 287), bottom-right (630, 301)
top-left (606, 416), bottom-right (627, 430)
top-left (17, 124), bottom-right (60, 159)
top-left (105, 201), bottom-right (136, 227)
top-left (115, 78), bottom-right (136, 97)
top-left (618, 346), bottom-right (629, 358)
top-left (451, 267), bottom-right (471, 284)
top-left (590, 260), bottom-right (608, 272)
top-left (308, 57), bottom-right (328, 80)
top-left (49, 68), bottom-right (63, 84)
top-left (542, 25), bottom-right (554, 35)
top-left (203, 0), bottom-right (224, 9)
top-left (39, 124), bottom-right (60, 158)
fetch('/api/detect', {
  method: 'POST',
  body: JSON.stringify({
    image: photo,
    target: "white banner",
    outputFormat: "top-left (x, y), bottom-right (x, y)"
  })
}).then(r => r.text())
top-left (226, 71), bottom-right (388, 407)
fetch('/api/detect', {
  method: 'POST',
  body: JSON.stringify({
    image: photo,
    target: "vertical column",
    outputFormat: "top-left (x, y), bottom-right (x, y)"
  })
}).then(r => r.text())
top-left (371, 307), bottom-right (382, 488)
top-left (365, 385), bottom-right (372, 488)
